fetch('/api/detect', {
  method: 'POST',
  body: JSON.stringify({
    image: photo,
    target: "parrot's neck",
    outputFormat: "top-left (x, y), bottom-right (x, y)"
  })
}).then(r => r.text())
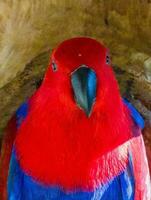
top-left (15, 85), bottom-right (133, 190)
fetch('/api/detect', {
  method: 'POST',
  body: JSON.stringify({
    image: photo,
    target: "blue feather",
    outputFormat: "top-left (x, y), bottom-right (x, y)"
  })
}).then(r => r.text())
top-left (16, 102), bottom-right (28, 128)
top-left (123, 98), bottom-right (145, 129)
top-left (8, 149), bottom-right (135, 200)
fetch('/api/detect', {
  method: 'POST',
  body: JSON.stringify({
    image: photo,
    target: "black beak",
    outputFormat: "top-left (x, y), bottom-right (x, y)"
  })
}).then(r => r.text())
top-left (71, 65), bottom-right (97, 117)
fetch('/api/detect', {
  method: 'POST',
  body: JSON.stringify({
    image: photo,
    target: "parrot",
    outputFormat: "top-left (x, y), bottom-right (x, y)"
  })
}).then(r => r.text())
top-left (0, 37), bottom-right (151, 200)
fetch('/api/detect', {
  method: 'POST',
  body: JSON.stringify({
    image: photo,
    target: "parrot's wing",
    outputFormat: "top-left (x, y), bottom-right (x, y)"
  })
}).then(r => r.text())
top-left (123, 98), bottom-right (151, 199)
top-left (0, 101), bottom-right (29, 200)
top-left (129, 135), bottom-right (151, 200)
top-left (123, 98), bottom-right (145, 130)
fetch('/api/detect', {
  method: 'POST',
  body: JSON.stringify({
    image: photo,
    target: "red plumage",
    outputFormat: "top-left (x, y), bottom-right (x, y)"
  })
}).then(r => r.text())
top-left (14, 37), bottom-right (134, 190)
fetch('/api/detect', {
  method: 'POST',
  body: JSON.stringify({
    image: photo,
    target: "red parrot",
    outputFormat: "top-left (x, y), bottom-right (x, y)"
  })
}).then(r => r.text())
top-left (0, 37), bottom-right (150, 200)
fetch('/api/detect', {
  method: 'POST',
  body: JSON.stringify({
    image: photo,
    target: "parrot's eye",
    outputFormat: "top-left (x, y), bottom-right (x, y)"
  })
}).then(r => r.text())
top-left (106, 55), bottom-right (110, 65)
top-left (52, 61), bottom-right (58, 72)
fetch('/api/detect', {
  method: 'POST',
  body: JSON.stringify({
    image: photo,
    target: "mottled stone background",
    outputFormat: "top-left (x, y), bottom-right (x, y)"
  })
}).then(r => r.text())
top-left (0, 0), bottom-right (151, 163)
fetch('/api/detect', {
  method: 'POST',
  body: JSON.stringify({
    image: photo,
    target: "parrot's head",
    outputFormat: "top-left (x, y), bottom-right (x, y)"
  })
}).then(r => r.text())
top-left (43, 37), bottom-right (117, 117)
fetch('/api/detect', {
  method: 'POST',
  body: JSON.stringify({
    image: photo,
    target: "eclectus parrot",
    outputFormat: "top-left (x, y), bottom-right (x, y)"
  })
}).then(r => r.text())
top-left (0, 37), bottom-right (151, 200)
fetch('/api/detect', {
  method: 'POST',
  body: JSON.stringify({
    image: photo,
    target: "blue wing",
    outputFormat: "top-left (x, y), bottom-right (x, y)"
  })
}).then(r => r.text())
top-left (123, 98), bottom-right (145, 130)
top-left (16, 101), bottom-right (29, 128)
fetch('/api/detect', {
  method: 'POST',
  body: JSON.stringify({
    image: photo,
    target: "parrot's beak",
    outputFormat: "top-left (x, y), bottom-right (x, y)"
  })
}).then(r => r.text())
top-left (71, 65), bottom-right (97, 117)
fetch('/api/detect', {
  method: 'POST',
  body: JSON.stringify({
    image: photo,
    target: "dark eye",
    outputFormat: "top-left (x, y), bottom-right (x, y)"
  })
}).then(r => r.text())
top-left (52, 61), bottom-right (58, 72)
top-left (106, 55), bottom-right (110, 65)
